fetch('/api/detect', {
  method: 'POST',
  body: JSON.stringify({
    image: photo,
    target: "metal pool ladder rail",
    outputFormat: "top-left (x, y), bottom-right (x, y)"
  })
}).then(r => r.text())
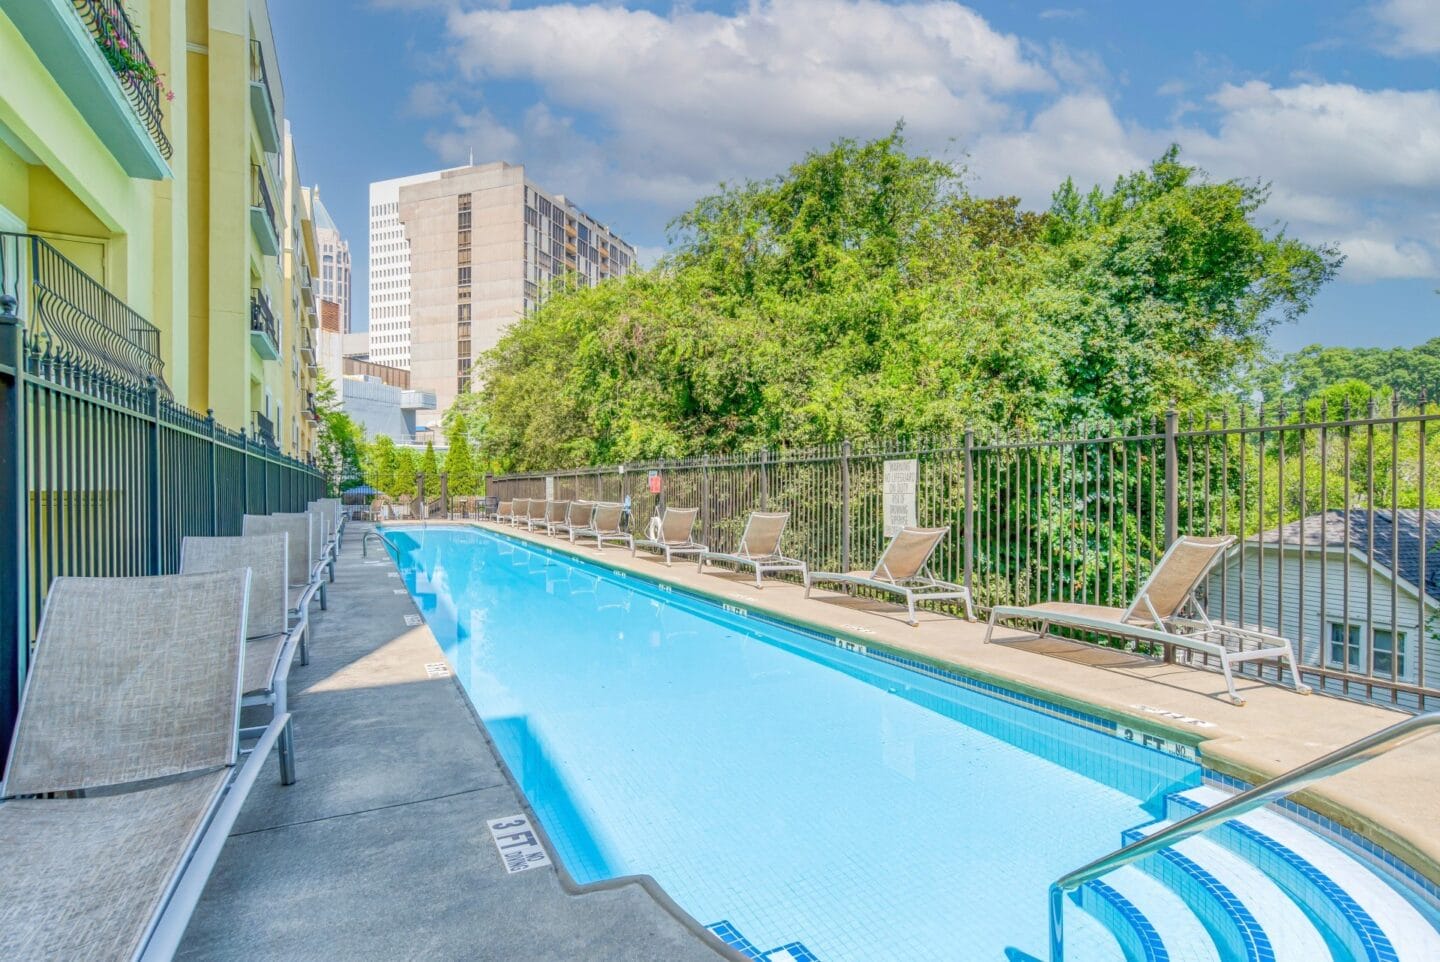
top-left (1047, 710), bottom-right (1440, 962)
top-left (362, 528), bottom-right (403, 558)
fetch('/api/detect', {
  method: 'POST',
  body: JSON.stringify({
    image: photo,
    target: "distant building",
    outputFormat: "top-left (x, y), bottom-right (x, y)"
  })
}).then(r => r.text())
top-left (1211, 508), bottom-right (1440, 693)
top-left (367, 162), bottom-right (636, 423)
top-left (312, 188), bottom-right (352, 331)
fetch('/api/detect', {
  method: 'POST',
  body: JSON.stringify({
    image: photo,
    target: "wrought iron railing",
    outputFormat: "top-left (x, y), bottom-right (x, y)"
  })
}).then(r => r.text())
top-left (250, 288), bottom-right (277, 345)
top-left (72, 0), bottom-right (172, 159)
top-left (248, 38), bottom-right (276, 122)
top-left (489, 398), bottom-right (1440, 711)
top-left (252, 410), bottom-right (277, 448)
top-left (252, 163), bottom-right (277, 234)
top-left (0, 232), bottom-right (166, 390)
top-left (0, 298), bottom-right (324, 748)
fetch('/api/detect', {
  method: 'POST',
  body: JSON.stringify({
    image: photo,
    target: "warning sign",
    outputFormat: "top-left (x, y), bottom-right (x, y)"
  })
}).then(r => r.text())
top-left (883, 459), bottom-right (917, 537)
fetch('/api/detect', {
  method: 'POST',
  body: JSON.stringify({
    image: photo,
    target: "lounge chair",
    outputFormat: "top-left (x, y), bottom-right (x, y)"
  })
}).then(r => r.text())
top-left (0, 570), bottom-right (291, 960)
top-left (573, 502), bottom-right (634, 552)
top-left (697, 511), bottom-right (807, 588)
top-left (495, 499), bottom-right (513, 523)
top-left (244, 511), bottom-right (328, 621)
top-left (632, 506), bottom-right (708, 565)
top-left (307, 499), bottom-right (339, 581)
top-left (805, 526), bottom-right (974, 626)
top-left (181, 533), bottom-right (305, 782)
top-left (544, 500), bottom-right (572, 536)
top-left (560, 500), bottom-right (594, 539)
top-left (984, 535), bottom-right (1311, 705)
top-left (316, 496), bottom-right (344, 548)
top-left (524, 499), bottom-right (548, 531)
top-left (510, 498), bottom-right (531, 527)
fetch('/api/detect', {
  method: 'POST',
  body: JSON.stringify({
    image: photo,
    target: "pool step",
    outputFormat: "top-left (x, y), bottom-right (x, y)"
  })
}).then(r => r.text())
top-left (705, 920), bottom-right (821, 961)
top-left (1167, 786), bottom-right (1440, 962)
top-left (1069, 790), bottom-right (1440, 962)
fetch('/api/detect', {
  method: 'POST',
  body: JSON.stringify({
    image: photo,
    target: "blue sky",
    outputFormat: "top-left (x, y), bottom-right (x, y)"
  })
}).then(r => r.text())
top-left (272, 0), bottom-right (1439, 354)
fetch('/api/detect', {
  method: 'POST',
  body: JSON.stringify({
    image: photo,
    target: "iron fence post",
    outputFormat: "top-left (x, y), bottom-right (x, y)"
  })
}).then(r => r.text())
top-left (240, 430), bottom-right (250, 514)
top-left (840, 439), bottom-right (852, 572)
top-left (759, 449), bottom-right (769, 510)
top-left (207, 409), bottom-right (218, 535)
top-left (963, 429), bottom-right (975, 594)
top-left (0, 294), bottom-right (25, 750)
top-left (700, 455), bottom-right (711, 546)
top-left (440, 472), bottom-right (449, 518)
top-left (261, 441), bottom-right (270, 514)
top-left (1163, 408), bottom-right (1179, 548)
top-left (416, 473), bottom-right (425, 520)
top-left (146, 376), bottom-right (161, 574)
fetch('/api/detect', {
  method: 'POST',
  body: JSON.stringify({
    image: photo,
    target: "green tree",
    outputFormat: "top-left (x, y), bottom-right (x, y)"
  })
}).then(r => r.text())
top-left (444, 413), bottom-right (480, 495)
top-left (420, 440), bottom-right (441, 500)
top-left (363, 435), bottom-right (399, 494)
top-left (312, 373), bottom-right (364, 494)
top-left (392, 446), bottom-right (418, 498)
top-left (1245, 337), bottom-right (1440, 402)
top-left (459, 132), bottom-right (1339, 470)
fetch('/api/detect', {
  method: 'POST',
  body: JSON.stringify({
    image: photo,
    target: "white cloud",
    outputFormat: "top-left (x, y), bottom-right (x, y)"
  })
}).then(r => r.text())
top-left (407, 0), bottom-right (1439, 284)
top-left (1372, 0), bottom-right (1440, 56)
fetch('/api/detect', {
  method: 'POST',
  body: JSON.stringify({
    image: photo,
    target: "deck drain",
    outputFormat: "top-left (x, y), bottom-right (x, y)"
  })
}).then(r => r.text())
top-left (486, 815), bottom-right (552, 874)
top-left (403, 614), bottom-right (422, 627)
top-left (393, 588), bottom-right (408, 595)
top-left (424, 662), bottom-right (450, 678)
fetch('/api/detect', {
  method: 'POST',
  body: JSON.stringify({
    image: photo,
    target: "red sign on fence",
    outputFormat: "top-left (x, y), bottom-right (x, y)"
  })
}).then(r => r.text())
top-left (648, 471), bottom-right (662, 494)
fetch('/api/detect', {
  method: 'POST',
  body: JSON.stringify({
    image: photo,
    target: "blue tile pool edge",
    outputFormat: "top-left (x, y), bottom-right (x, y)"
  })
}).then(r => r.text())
top-left (373, 529), bottom-right (755, 962)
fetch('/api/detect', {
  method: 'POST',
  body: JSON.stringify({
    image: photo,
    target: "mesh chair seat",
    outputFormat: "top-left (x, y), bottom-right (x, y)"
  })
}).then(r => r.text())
top-left (0, 771), bottom-right (229, 960)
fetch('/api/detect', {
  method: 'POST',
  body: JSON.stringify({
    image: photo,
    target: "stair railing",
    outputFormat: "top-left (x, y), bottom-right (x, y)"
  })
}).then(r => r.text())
top-left (1048, 710), bottom-right (1440, 961)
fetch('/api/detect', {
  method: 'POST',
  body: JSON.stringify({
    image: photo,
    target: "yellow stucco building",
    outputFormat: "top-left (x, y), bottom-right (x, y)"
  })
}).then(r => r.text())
top-left (0, 0), bottom-right (319, 457)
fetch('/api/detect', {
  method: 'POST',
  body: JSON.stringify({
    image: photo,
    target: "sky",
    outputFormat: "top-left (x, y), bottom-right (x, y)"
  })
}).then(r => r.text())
top-left (271, 0), bottom-right (1439, 354)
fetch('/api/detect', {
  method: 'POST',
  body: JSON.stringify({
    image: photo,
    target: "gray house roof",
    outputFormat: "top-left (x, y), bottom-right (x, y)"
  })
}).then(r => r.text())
top-left (1253, 509), bottom-right (1440, 601)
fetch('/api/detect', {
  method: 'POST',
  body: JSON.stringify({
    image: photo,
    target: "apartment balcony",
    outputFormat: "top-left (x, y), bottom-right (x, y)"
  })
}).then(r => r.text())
top-left (249, 288), bottom-right (279, 360)
top-left (0, 231), bottom-right (168, 388)
top-left (303, 391), bottom-right (319, 422)
top-left (299, 324), bottom-right (315, 362)
top-left (3, 0), bottom-right (172, 178)
top-left (251, 410), bottom-right (277, 448)
top-left (248, 39), bottom-right (280, 154)
top-left (250, 164), bottom-right (279, 256)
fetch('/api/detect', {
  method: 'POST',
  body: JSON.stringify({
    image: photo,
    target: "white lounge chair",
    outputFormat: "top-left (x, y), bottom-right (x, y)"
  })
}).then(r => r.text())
top-left (697, 511), bottom-right (807, 588)
top-left (544, 500), bottom-right (573, 536)
top-left (985, 535), bottom-right (1311, 705)
top-left (181, 532), bottom-right (307, 783)
top-left (806, 525), bottom-right (974, 625)
top-left (560, 500), bottom-right (594, 539)
top-left (524, 499), bottom-right (548, 531)
top-left (243, 511), bottom-right (328, 621)
top-left (0, 570), bottom-right (291, 960)
top-left (306, 499), bottom-right (339, 582)
top-left (494, 500), bottom-right (514, 523)
top-left (632, 506), bottom-right (708, 565)
top-left (573, 502), bottom-right (634, 552)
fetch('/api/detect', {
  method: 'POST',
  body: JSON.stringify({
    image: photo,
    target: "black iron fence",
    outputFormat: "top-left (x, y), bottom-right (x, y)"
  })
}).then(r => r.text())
top-left (0, 298), bottom-right (324, 748)
top-left (252, 163), bottom-right (277, 232)
top-left (250, 288), bottom-right (277, 346)
top-left (73, 0), bottom-right (172, 159)
top-left (489, 398), bottom-right (1439, 711)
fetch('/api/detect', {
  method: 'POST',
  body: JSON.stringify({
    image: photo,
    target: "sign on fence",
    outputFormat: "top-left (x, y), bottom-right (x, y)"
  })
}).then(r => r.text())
top-left (544, 476), bottom-right (555, 501)
top-left (883, 459), bottom-right (917, 537)
top-left (648, 470), bottom-right (662, 494)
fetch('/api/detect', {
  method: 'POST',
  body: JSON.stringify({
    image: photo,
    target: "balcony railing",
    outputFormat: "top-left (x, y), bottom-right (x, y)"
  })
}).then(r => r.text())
top-left (72, 0), bottom-right (172, 160)
top-left (248, 38), bottom-right (280, 154)
top-left (0, 231), bottom-right (167, 389)
top-left (249, 288), bottom-right (278, 360)
top-left (252, 410), bottom-right (276, 448)
top-left (251, 164), bottom-right (279, 255)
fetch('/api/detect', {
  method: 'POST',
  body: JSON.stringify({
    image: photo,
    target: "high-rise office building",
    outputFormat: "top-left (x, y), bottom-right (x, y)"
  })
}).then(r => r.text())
top-left (367, 163), bottom-right (635, 421)
top-left (312, 188), bottom-right (352, 331)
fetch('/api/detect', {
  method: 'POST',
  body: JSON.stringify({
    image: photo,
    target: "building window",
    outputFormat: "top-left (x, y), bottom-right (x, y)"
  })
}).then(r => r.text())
top-left (457, 321), bottom-right (471, 338)
top-left (1328, 622), bottom-right (1361, 670)
top-left (1373, 628), bottom-right (1406, 676)
top-left (457, 339), bottom-right (471, 357)
top-left (458, 229), bottom-right (471, 247)
top-left (457, 303), bottom-right (471, 321)
top-left (458, 266), bottom-right (471, 286)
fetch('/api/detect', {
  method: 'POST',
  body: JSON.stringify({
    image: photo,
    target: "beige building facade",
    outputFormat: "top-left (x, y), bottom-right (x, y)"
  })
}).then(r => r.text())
top-left (370, 162), bottom-right (635, 424)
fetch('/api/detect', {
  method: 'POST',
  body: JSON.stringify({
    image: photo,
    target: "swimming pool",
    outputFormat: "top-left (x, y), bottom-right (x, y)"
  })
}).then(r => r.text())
top-left (383, 525), bottom-right (1210, 961)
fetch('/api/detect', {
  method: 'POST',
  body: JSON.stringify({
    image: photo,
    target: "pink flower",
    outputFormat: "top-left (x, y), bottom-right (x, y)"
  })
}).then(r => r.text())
top-left (166, 91), bottom-right (175, 101)
top-left (117, 38), bottom-right (129, 50)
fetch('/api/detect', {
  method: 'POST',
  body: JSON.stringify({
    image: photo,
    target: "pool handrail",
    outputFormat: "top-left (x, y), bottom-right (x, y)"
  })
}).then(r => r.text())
top-left (1047, 709), bottom-right (1440, 961)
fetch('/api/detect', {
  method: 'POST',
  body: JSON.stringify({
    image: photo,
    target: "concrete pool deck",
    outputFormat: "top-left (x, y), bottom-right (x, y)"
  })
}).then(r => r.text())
top-left (178, 522), bottom-right (731, 961)
top-left (454, 517), bottom-right (1440, 889)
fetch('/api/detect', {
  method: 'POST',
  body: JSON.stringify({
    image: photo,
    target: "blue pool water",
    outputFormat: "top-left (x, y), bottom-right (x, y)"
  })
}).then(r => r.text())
top-left (384, 526), bottom-right (1202, 961)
